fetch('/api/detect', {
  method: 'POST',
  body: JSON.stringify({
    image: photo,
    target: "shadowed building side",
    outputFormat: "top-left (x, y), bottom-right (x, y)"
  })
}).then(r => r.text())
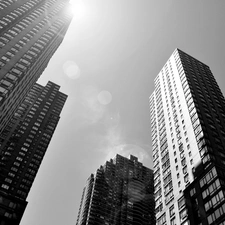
top-left (0, 81), bottom-right (67, 225)
top-left (0, 0), bottom-right (73, 134)
top-left (76, 174), bottom-right (95, 225)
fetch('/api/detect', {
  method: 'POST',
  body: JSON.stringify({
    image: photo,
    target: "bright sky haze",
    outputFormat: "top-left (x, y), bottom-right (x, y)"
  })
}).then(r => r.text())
top-left (20, 1), bottom-right (225, 224)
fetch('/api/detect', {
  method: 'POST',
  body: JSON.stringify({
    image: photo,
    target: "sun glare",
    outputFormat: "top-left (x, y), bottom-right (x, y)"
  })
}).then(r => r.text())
top-left (69, 0), bottom-right (87, 20)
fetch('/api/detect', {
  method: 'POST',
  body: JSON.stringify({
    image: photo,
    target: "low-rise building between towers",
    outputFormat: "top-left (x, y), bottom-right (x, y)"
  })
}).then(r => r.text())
top-left (76, 154), bottom-right (155, 225)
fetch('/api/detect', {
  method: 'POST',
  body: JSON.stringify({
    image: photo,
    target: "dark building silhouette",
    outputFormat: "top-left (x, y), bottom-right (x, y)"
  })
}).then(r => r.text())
top-left (76, 154), bottom-right (155, 225)
top-left (0, 0), bottom-right (73, 133)
top-left (150, 49), bottom-right (225, 224)
top-left (0, 1), bottom-right (72, 224)
top-left (0, 81), bottom-right (67, 224)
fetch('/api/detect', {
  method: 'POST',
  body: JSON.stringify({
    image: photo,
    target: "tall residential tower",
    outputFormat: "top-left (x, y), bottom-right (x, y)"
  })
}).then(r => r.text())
top-left (76, 154), bottom-right (155, 225)
top-left (0, 81), bottom-right (67, 224)
top-left (0, 0), bottom-right (73, 133)
top-left (150, 49), bottom-right (225, 225)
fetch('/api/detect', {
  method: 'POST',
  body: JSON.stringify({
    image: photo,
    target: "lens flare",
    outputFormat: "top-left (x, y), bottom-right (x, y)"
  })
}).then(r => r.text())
top-left (69, 0), bottom-right (87, 20)
top-left (63, 61), bottom-right (81, 79)
top-left (97, 91), bottom-right (112, 105)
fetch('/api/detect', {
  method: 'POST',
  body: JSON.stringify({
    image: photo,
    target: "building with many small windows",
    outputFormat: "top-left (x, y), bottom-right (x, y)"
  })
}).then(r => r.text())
top-left (76, 154), bottom-right (155, 225)
top-left (150, 49), bottom-right (225, 224)
top-left (0, 81), bottom-right (67, 225)
top-left (0, 0), bottom-right (73, 133)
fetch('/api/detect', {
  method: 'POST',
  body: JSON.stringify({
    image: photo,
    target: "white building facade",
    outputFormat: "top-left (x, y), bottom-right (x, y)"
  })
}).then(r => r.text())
top-left (150, 48), bottom-right (208, 225)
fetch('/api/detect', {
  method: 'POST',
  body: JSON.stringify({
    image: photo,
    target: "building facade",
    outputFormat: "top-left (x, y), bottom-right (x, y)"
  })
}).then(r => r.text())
top-left (0, 0), bottom-right (73, 133)
top-left (0, 81), bottom-right (67, 224)
top-left (76, 154), bottom-right (155, 225)
top-left (150, 48), bottom-right (225, 224)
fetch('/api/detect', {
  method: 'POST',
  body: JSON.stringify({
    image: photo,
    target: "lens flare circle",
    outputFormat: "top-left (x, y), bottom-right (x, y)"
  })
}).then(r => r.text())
top-left (97, 91), bottom-right (112, 105)
top-left (63, 60), bottom-right (81, 79)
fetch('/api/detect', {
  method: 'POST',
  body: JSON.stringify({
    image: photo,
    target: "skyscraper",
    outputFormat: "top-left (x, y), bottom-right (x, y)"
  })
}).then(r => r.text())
top-left (76, 154), bottom-right (155, 225)
top-left (0, 81), bottom-right (67, 224)
top-left (150, 48), bottom-right (225, 224)
top-left (0, 0), bottom-right (73, 133)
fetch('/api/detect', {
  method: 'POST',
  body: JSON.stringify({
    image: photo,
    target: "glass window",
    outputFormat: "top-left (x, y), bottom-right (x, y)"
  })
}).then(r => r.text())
top-left (170, 218), bottom-right (176, 225)
top-left (182, 166), bottom-right (187, 174)
top-left (184, 174), bottom-right (189, 183)
top-left (169, 205), bottom-right (175, 217)
top-left (190, 188), bottom-right (195, 197)
top-left (179, 208), bottom-right (187, 220)
top-left (0, 80), bottom-right (13, 88)
top-left (181, 158), bottom-right (186, 166)
top-left (1, 184), bottom-right (9, 190)
top-left (5, 73), bottom-right (18, 82)
top-left (0, 86), bottom-right (8, 95)
top-left (178, 196), bottom-right (185, 209)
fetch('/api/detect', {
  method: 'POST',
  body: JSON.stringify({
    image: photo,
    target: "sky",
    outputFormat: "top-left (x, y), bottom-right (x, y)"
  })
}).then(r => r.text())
top-left (20, 1), bottom-right (225, 224)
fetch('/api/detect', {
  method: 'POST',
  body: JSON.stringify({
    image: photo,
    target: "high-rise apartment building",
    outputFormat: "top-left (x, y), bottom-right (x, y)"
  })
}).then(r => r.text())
top-left (0, 81), bottom-right (67, 224)
top-left (0, 0), bottom-right (73, 133)
top-left (150, 48), bottom-right (225, 225)
top-left (76, 154), bottom-right (155, 225)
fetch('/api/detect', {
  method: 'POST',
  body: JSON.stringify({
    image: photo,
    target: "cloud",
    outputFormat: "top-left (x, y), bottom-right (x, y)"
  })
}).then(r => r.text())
top-left (65, 85), bottom-right (151, 166)
top-left (65, 85), bottom-right (109, 129)
top-left (81, 85), bottom-right (106, 124)
top-left (98, 115), bottom-right (150, 164)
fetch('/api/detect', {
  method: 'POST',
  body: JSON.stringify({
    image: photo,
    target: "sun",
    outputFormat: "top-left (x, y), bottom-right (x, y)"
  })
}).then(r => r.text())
top-left (69, 0), bottom-right (87, 20)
